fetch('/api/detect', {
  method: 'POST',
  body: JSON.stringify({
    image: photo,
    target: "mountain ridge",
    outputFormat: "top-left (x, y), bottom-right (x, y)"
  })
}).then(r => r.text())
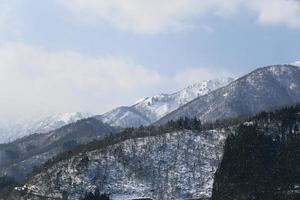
top-left (95, 78), bottom-right (234, 128)
top-left (155, 65), bottom-right (300, 125)
top-left (0, 118), bottom-right (116, 181)
top-left (0, 112), bottom-right (92, 144)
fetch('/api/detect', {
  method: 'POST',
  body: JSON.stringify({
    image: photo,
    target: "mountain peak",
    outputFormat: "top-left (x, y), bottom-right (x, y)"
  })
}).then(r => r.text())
top-left (156, 64), bottom-right (300, 125)
top-left (43, 112), bottom-right (91, 124)
top-left (97, 78), bottom-right (234, 127)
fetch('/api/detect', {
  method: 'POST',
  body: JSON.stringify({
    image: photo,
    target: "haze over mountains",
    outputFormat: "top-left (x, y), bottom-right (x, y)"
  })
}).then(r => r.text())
top-left (0, 112), bottom-right (92, 144)
top-left (0, 79), bottom-right (233, 144)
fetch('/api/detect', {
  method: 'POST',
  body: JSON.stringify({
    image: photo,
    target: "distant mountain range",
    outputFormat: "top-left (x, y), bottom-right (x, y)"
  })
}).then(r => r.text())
top-left (0, 112), bottom-right (91, 144)
top-left (94, 78), bottom-right (234, 127)
top-left (2, 64), bottom-right (300, 145)
top-left (156, 64), bottom-right (300, 125)
top-left (0, 117), bottom-right (115, 181)
top-left (0, 79), bottom-right (234, 144)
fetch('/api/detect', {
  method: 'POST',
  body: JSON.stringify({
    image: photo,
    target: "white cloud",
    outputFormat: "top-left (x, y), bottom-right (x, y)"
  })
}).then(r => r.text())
top-left (0, 43), bottom-right (162, 120)
top-left (55, 0), bottom-right (198, 33)
top-left (174, 67), bottom-right (235, 87)
top-left (0, 42), bottom-right (232, 121)
top-left (248, 0), bottom-right (300, 28)
top-left (54, 0), bottom-right (300, 34)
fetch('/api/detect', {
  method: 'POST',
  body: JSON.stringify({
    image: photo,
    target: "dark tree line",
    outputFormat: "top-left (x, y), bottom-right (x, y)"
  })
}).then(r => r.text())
top-left (167, 117), bottom-right (202, 131)
top-left (0, 176), bottom-right (18, 199)
top-left (81, 188), bottom-right (110, 200)
top-left (212, 105), bottom-right (300, 200)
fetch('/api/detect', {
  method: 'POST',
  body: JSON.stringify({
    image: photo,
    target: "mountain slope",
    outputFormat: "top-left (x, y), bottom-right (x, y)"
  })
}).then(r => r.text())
top-left (0, 112), bottom-right (91, 144)
top-left (0, 118), bottom-right (115, 181)
top-left (156, 65), bottom-right (300, 125)
top-left (13, 128), bottom-right (226, 200)
top-left (96, 78), bottom-right (233, 127)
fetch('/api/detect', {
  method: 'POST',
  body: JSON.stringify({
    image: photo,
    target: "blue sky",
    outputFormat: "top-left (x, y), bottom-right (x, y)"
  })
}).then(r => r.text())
top-left (0, 0), bottom-right (300, 120)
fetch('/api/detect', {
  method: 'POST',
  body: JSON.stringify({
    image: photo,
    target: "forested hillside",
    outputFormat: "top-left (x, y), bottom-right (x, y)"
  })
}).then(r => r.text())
top-left (212, 105), bottom-right (300, 200)
top-left (9, 118), bottom-right (225, 200)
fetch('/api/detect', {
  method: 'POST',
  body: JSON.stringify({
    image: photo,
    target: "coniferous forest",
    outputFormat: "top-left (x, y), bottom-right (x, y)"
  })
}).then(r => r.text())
top-left (212, 106), bottom-right (300, 200)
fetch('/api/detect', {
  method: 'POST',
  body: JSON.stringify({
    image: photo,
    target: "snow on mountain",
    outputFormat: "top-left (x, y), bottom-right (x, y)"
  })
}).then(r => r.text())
top-left (17, 129), bottom-right (226, 200)
top-left (156, 65), bottom-right (300, 125)
top-left (96, 78), bottom-right (234, 127)
top-left (0, 117), bottom-right (115, 181)
top-left (26, 112), bottom-right (92, 134)
top-left (0, 112), bottom-right (92, 144)
top-left (291, 60), bottom-right (300, 67)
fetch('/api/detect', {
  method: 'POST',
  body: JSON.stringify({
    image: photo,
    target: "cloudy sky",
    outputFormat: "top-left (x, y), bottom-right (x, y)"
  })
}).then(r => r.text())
top-left (0, 0), bottom-right (300, 121)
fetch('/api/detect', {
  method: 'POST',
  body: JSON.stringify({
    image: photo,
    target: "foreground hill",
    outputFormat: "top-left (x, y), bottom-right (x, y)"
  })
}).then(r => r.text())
top-left (12, 104), bottom-right (300, 200)
top-left (0, 118), bottom-right (115, 181)
top-left (156, 65), bottom-right (300, 125)
top-left (95, 78), bottom-right (233, 127)
top-left (10, 122), bottom-right (226, 200)
top-left (212, 105), bottom-right (300, 200)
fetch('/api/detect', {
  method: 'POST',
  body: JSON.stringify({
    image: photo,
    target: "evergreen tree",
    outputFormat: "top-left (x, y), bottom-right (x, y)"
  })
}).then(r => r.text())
top-left (81, 188), bottom-right (110, 200)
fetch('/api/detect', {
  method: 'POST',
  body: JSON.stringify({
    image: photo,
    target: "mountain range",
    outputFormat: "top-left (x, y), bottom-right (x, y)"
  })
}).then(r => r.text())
top-left (0, 78), bottom-right (234, 182)
top-left (0, 79), bottom-right (233, 144)
top-left (2, 64), bottom-right (300, 200)
top-left (157, 64), bottom-right (300, 125)
top-left (95, 78), bottom-right (234, 128)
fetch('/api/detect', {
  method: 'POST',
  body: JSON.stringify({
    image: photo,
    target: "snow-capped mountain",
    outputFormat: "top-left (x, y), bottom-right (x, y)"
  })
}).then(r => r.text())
top-left (0, 112), bottom-right (92, 144)
top-left (95, 78), bottom-right (234, 127)
top-left (156, 65), bottom-right (300, 125)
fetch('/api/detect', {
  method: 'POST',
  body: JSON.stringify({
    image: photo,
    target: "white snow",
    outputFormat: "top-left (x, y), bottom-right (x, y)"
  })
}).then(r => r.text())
top-left (0, 112), bottom-right (92, 143)
top-left (291, 61), bottom-right (300, 67)
top-left (100, 78), bottom-right (234, 127)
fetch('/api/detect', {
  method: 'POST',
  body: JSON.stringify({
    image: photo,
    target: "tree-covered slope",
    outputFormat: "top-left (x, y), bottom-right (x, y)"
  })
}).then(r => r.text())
top-left (0, 118), bottom-right (116, 182)
top-left (212, 105), bottom-right (300, 200)
top-left (11, 120), bottom-right (225, 200)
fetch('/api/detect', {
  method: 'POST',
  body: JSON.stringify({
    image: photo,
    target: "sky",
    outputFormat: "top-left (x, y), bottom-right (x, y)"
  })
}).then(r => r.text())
top-left (0, 0), bottom-right (300, 121)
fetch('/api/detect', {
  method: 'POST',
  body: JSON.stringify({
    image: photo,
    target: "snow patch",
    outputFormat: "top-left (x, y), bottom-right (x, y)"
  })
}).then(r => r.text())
top-left (291, 61), bottom-right (300, 67)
